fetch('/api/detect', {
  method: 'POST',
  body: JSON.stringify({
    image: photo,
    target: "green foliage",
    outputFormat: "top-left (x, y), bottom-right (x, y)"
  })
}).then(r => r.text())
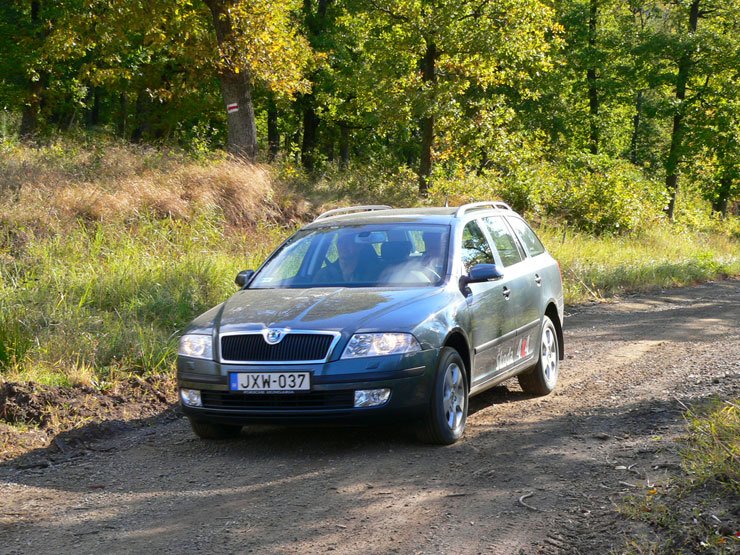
top-left (429, 151), bottom-right (668, 234)
top-left (0, 0), bottom-right (737, 213)
top-left (534, 154), bottom-right (668, 233)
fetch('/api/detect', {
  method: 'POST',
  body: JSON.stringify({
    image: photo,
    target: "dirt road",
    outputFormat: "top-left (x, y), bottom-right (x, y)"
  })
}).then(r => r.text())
top-left (1, 280), bottom-right (738, 554)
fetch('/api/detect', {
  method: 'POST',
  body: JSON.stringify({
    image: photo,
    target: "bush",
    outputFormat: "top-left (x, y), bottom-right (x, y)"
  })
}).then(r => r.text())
top-left (428, 151), bottom-right (668, 234)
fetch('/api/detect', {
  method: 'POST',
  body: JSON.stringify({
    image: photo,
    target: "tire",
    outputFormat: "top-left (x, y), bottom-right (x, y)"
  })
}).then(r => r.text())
top-left (418, 347), bottom-right (468, 445)
top-left (518, 315), bottom-right (559, 395)
top-left (189, 419), bottom-right (242, 440)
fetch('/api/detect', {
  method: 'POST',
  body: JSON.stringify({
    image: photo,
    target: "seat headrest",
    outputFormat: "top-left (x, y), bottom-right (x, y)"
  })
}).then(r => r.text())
top-left (381, 241), bottom-right (412, 264)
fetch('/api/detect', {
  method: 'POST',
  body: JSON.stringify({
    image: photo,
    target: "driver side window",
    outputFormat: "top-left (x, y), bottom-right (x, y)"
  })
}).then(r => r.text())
top-left (461, 220), bottom-right (494, 272)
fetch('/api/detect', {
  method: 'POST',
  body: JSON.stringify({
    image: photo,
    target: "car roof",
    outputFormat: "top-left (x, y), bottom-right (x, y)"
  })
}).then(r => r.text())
top-left (303, 205), bottom-right (519, 229)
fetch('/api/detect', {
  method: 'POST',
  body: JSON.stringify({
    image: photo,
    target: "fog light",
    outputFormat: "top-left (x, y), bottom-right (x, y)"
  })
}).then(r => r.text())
top-left (180, 388), bottom-right (202, 407)
top-left (354, 388), bottom-right (391, 408)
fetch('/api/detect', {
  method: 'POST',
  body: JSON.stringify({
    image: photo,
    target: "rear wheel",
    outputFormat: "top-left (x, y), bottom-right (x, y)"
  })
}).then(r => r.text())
top-left (189, 419), bottom-right (242, 440)
top-left (518, 315), bottom-right (559, 395)
top-left (418, 347), bottom-right (468, 445)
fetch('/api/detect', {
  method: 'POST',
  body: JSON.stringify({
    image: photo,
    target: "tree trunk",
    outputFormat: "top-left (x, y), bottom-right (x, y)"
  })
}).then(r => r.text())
top-left (665, 0), bottom-right (700, 220)
top-left (629, 91), bottom-right (643, 164)
top-left (131, 89), bottom-right (152, 143)
top-left (117, 91), bottom-right (128, 138)
top-left (19, 0), bottom-right (43, 140)
top-left (419, 40), bottom-right (437, 196)
top-left (204, 0), bottom-right (259, 160)
top-left (711, 175), bottom-right (732, 217)
top-left (298, 0), bottom-right (332, 171)
top-left (20, 78), bottom-right (42, 139)
top-left (324, 131), bottom-right (335, 163)
top-left (267, 94), bottom-right (279, 161)
top-left (339, 124), bottom-right (350, 169)
top-left (301, 98), bottom-right (319, 171)
top-left (85, 87), bottom-right (102, 128)
top-left (587, 0), bottom-right (599, 155)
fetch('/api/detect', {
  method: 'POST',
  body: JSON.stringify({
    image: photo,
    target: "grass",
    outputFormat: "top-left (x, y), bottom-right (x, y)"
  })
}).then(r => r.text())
top-left (0, 136), bottom-right (294, 386)
top-left (681, 399), bottom-right (739, 494)
top-left (541, 225), bottom-right (740, 303)
top-left (0, 137), bottom-right (738, 386)
top-left (618, 399), bottom-right (739, 554)
top-left (0, 214), bottom-right (287, 385)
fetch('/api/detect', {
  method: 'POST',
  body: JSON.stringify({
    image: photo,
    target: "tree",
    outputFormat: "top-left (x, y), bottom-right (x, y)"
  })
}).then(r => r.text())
top-left (200, 0), bottom-right (312, 159)
top-left (342, 0), bottom-right (558, 193)
top-left (663, 0), bottom-right (701, 220)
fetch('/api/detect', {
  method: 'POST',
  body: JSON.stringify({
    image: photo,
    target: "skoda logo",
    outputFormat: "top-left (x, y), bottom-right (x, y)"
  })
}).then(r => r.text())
top-left (264, 328), bottom-right (285, 345)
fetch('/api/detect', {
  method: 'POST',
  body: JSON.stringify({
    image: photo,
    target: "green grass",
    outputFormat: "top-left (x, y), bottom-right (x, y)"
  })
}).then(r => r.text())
top-left (0, 212), bottom-right (286, 385)
top-left (681, 399), bottom-right (739, 494)
top-left (541, 225), bottom-right (740, 303)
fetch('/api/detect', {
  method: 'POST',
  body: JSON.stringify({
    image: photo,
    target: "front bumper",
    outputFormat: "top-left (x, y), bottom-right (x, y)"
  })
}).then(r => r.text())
top-left (177, 349), bottom-right (438, 425)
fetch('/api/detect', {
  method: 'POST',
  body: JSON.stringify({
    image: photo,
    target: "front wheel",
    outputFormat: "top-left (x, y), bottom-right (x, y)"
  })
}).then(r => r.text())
top-left (418, 347), bottom-right (468, 445)
top-left (518, 315), bottom-right (560, 395)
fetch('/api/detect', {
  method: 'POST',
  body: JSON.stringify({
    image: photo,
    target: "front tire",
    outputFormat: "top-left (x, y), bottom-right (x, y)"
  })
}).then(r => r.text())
top-left (418, 347), bottom-right (468, 445)
top-left (189, 419), bottom-right (242, 440)
top-left (518, 315), bottom-right (560, 395)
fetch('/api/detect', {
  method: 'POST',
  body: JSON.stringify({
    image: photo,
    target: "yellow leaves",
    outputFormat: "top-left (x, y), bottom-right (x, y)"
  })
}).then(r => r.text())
top-left (211, 0), bottom-right (313, 97)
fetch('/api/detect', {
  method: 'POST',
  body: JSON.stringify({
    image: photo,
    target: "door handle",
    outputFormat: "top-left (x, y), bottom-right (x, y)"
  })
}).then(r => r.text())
top-left (502, 286), bottom-right (511, 300)
top-left (534, 274), bottom-right (542, 286)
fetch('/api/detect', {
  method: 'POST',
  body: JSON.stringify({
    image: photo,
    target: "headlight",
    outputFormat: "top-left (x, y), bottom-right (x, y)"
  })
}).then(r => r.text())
top-left (178, 334), bottom-right (213, 360)
top-left (341, 333), bottom-right (421, 359)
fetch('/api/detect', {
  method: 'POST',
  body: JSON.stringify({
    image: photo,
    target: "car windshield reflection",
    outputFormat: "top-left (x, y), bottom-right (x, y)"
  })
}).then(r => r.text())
top-left (250, 224), bottom-right (450, 289)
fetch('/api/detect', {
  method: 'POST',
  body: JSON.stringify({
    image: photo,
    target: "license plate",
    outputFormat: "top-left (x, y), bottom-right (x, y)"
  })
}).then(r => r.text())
top-left (229, 372), bottom-right (311, 392)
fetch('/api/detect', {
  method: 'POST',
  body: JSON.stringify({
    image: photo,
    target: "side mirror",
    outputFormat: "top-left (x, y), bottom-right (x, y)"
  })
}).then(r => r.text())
top-left (459, 263), bottom-right (504, 294)
top-left (468, 263), bottom-right (504, 283)
top-left (235, 269), bottom-right (255, 288)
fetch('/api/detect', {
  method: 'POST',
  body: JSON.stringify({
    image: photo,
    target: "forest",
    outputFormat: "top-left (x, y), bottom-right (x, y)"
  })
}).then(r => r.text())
top-left (1, 0), bottom-right (738, 227)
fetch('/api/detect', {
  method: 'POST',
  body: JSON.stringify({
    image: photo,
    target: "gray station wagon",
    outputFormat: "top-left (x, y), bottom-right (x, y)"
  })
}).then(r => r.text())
top-left (177, 202), bottom-right (564, 444)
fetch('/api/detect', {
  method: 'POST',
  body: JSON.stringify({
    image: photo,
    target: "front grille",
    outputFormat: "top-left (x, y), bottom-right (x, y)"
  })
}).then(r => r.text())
top-left (221, 333), bottom-right (335, 362)
top-left (201, 391), bottom-right (354, 411)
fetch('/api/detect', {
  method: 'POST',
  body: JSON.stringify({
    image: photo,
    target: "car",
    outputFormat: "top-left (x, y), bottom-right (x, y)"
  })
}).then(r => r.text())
top-left (177, 202), bottom-right (564, 444)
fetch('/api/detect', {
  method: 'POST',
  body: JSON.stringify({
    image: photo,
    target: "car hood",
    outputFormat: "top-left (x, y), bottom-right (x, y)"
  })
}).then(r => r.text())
top-left (215, 287), bottom-right (440, 334)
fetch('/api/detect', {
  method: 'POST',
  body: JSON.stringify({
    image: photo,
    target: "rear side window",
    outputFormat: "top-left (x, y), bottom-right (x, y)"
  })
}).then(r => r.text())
top-left (507, 217), bottom-right (546, 257)
top-left (482, 216), bottom-right (524, 267)
top-left (461, 220), bottom-right (494, 272)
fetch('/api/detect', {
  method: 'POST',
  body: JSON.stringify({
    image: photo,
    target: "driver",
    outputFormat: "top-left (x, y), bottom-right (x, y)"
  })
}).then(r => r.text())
top-left (315, 233), bottom-right (380, 284)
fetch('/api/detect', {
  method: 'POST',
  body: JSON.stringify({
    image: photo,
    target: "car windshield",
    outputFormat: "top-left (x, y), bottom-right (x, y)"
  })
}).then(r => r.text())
top-left (250, 224), bottom-right (450, 288)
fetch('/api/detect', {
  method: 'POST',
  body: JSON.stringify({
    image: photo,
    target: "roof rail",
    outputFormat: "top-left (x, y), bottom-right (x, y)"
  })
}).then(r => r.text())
top-left (314, 205), bottom-right (393, 221)
top-left (455, 201), bottom-right (512, 218)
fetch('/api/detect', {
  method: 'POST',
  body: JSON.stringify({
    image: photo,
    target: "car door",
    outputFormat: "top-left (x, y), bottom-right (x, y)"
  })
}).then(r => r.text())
top-left (480, 215), bottom-right (539, 374)
top-left (505, 214), bottom-right (559, 354)
top-left (459, 219), bottom-right (512, 389)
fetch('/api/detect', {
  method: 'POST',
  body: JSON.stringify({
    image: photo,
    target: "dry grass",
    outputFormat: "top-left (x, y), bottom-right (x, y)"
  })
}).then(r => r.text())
top-left (0, 137), bottom-right (311, 233)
